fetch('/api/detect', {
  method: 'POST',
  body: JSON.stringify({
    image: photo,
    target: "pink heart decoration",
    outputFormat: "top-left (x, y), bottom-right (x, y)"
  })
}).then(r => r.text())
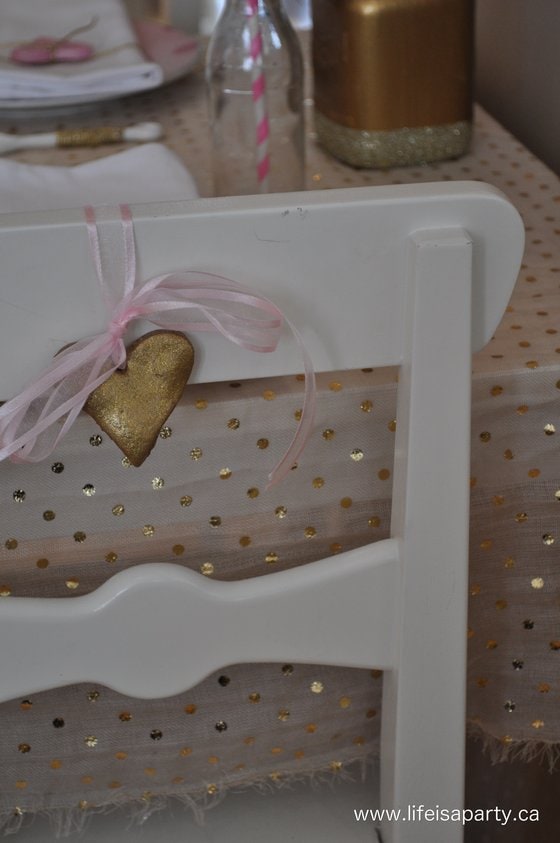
top-left (11, 37), bottom-right (94, 65)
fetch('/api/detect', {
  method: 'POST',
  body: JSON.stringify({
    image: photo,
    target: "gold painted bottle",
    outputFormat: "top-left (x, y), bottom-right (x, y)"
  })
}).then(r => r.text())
top-left (312, 0), bottom-right (473, 168)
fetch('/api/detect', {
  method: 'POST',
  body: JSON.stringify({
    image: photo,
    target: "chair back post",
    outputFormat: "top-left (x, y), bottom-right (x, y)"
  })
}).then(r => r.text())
top-left (380, 228), bottom-right (473, 843)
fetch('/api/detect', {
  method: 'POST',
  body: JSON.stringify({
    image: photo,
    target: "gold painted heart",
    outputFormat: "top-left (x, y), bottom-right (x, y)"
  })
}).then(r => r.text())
top-left (84, 330), bottom-right (194, 466)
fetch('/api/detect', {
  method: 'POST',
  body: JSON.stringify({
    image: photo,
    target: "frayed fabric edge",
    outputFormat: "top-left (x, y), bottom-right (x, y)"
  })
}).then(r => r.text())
top-left (468, 720), bottom-right (560, 772)
top-left (0, 753), bottom-right (375, 838)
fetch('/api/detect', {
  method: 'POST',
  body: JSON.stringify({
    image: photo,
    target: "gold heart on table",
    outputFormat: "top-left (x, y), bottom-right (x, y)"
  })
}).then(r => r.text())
top-left (84, 330), bottom-right (194, 466)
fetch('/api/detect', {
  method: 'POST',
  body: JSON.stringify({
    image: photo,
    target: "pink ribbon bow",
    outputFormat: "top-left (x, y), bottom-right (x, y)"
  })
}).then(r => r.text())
top-left (0, 205), bottom-right (316, 488)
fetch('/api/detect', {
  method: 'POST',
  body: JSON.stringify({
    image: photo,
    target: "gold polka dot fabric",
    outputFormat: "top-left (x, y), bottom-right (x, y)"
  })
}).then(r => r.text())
top-left (2, 57), bottom-right (560, 817)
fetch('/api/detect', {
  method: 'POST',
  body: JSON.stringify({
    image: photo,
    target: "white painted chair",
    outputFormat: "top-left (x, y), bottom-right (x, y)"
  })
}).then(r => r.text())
top-left (0, 183), bottom-right (523, 842)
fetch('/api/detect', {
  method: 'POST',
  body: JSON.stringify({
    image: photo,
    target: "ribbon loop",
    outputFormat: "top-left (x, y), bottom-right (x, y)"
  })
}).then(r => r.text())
top-left (0, 205), bottom-right (315, 487)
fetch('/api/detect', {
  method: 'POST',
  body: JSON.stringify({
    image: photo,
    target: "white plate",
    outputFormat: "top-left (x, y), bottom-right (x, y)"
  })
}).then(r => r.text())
top-left (0, 20), bottom-right (199, 112)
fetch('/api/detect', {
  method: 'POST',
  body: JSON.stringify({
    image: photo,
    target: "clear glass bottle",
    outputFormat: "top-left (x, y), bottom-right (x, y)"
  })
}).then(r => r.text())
top-left (205, 0), bottom-right (305, 196)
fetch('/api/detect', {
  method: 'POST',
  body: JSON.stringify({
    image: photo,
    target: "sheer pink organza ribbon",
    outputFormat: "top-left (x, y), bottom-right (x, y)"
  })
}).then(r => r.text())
top-left (0, 205), bottom-right (316, 488)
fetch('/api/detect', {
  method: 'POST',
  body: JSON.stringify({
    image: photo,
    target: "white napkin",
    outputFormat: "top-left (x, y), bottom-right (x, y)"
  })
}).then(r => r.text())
top-left (0, 0), bottom-right (162, 100)
top-left (0, 144), bottom-right (198, 213)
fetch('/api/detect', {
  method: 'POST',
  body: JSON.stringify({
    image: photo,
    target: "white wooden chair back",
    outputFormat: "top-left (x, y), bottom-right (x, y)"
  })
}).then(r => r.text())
top-left (0, 183), bottom-right (523, 843)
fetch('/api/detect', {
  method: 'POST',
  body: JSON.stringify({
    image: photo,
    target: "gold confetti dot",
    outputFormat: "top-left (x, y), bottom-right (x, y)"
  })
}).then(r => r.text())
top-left (150, 729), bottom-right (163, 741)
top-left (310, 681), bottom-right (324, 694)
top-left (371, 669), bottom-right (382, 679)
top-left (479, 431), bottom-right (491, 443)
top-left (304, 526), bottom-right (316, 538)
top-left (294, 408), bottom-right (302, 421)
top-left (88, 690), bottom-right (100, 702)
top-left (504, 449), bottom-right (514, 460)
top-left (543, 534), bottom-right (555, 545)
top-left (549, 640), bottom-right (560, 651)
top-left (515, 513), bottom-right (528, 523)
top-left (0, 586), bottom-right (11, 597)
top-left (257, 438), bottom-right (269, 449)
top-left (329, 381), bottom-right (342, 392)
top-left (90, 434), bottom-right (103, 446)
top-left (18, 744), bottom-right (30, 754)
top-left (74, 531), bottom-right (86, 543)
top-left (378, 468), bottom-right (391, 480)
top-left (312, 477), bottom-right (325, 488)
top-left (172, 544), bottom-right (185, 556)
top-left (480, 538), bottom-right (493, 549)
top-left (159, 426), bottom-right (172, 439)
top-left (228, 418), bottom-right (240, 430)
top-left (531, 577), bottom-right (545, 590)
top-left (200, 562), bottom-right (214, 576)
top-left (207, 784), bottom-right (218, 795)
top-left (517, 405), bottom-right (529, 415)
top-left (180, 747), bottom-right (192, 757)
top-left (144, 767), bottom-right (156, 776)
top-left (112, 504), bottom-right (125, 516)
top-left (84, 736), bottom-right (98, 748)
top-left (180, 495), bottom-right (193, 507)
top-left (388, 419), bottom-right (397, 432)
top-left (477, 678), bottom-right (489, 688)
top-left (322, 429), bottom-right (335, 441)
top-left (263, 390), bottom-right (276, 400)
top-left (152, 477), bottom-right (165, 490)
top-left (265, 552), bottom-right (279, 564)
top-left (15, 782), bottom-right (27, 790)
top-left (368, 516), bottom-right (381, 528)
top-left (351, 448), bottom-right (364, 461)
top-left (486, 640), bottom-right (498, 650)
top-left (470, 584), bottom-right (481, 596)
top-left (544, 423), bottom-right (556, 435)
top-left (526, 360), bottom-right (539, 369)
top-left (294, 750), bottom-right (305, 759)
top-left (82, 484), bottom-right (95, 497)
top-left (209, 516), bottom-right (222, 527)
top-left (36, 558), bottom-right (49, 569)
top-left (119, 712), bottom-right (132, 722)
top-left (65, 578), bottom-right (79, 590)
top-left (340, 497), bottom-right (352, 508)
top-left (360, 400), bottom-right (373, 412)
top-left (528, 468), bottom-right (541, 478)
top-left (184, 704), bottom-right (197, 715)
top-left (43, 511), bottom-right (55, 522)
top-left (495, 599), bottom-right (507, 610)
top-left (271, 747), bottom-right (283, 755)
top-left (278, 709), bottom-right (290, 721)
top-left (12, 490), bottom-right (26, 503)
top-left (490, 385), bottom-right (504, 396)
top-left (538, 683), bottom-right (551, 693)
top-left (208, 755), bottom-right (219, 765)
top-left (105, 552), bottom-right (118, 564)
top-left (282, 664), bottom-right (294, 676)
top-left (244, 736), bottom-right (255, 745)
top-left (53, 718), bottom-right (65, 728)
top-left (249, 693), bottom-right (261, 703)
top-left (115, 752), bottom-right (127, 761)
top-left (122, 457), bottom-right (131, 467)
top-left (51, 462), bottom-right (64, 474)
top-left (532, 720), bottom-right (545, 730)
top-left (143, 525), bottom-right (155, 537)
top-left (190, 447), bottom-right (203, 460)
top-left (51, 760), bottom-right (62, 770)
top-left (339, 697), bottom-right (351, 709)
top-left (330, 542), bottom-right (343, 552)
top-left (239, 536), bottom-right (252, 547)
top-left (275, 506), bottom-right (287, 519)
top-left (219, 468), bottom-right (232, 479)
top-left (366, 709), bottom-right (377, 719)
top-left (305, 723), bottom-right (317, 734)
top-left (195, 399), bottom-right (208, 410)
top-left (330, 761), bottom-right (343, 772)
top-left (20, 700), bottom-right (32, 710)
top-left (247, 487), bottom-right (260, 499)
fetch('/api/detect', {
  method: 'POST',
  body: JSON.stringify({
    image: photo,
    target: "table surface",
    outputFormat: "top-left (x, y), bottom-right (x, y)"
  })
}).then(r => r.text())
top-left (1, 35), bottom-right (560, 820)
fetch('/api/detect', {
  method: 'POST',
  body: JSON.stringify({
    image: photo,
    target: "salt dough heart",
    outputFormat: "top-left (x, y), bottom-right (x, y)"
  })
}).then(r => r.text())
top-left (84, 330), bottom-right (194, 466)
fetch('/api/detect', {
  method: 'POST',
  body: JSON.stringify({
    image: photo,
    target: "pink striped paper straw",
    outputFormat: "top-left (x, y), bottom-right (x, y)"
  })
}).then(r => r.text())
top-left (246, 0), bottom-right (270, 191)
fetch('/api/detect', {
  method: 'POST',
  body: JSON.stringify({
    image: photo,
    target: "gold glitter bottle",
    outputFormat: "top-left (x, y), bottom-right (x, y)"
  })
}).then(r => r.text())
top-left (312, 0), bottom-right (473, 168)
